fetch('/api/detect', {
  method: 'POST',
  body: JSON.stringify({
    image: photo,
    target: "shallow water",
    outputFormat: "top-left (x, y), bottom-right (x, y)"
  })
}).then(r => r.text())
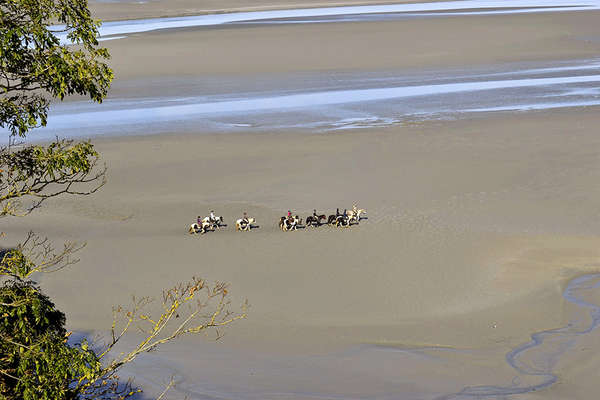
top-left (29, 59), bottom-right (600, 140)
top-left (58, 0), bottom-right (600, 42)
top-left (438, 273), bottom-right (600, 399)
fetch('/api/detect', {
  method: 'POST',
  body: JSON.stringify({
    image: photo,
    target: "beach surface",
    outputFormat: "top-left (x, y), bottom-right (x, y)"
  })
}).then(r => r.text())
top-left (5, 108), bottom-right (600, 398)
top-left (3, 0), bottom-right (600, 398)
top-left (38, 4), bottom-right (600, 139)
top-left (88, 0), bottom-right (483, 21)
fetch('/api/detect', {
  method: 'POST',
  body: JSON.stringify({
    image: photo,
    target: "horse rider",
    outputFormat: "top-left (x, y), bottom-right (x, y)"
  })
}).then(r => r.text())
top-left (336, 209), bottom-right (347, 225)
top-left (309, 209), bottom-right (319, 226)
top-left (209, 210), bottom-right (217, 223)
top-left (241, 212), bottom-right (249, 226)
top-left (197, 215), bottom-right (203, 225)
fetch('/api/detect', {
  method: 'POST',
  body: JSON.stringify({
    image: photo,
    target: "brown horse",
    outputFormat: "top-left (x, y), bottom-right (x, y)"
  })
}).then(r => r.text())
top-left (306, 214), bottom-right (326, 227)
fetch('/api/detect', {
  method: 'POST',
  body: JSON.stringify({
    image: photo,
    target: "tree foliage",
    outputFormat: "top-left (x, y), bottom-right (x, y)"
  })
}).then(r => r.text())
top-left (0, 279), bottom-right (103, 400)
top-left (1, 2), bottom-right (247, 399)
top-left (0, 241), bottom-right (247, 399)
top-left (1, 0), bottom-right (113, 137)
top-left (1, 0), bottom-right (110, 219)
top-left (0, 139), bottom-right (106, 217)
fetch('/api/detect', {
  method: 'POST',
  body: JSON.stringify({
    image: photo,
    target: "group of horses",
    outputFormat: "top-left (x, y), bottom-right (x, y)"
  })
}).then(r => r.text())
top-left (280, 206), bottom-right (367, 231)
top-left (189, 214), bottom-right (257, 234)
top-left (188, 205), bottom-right (366, 235)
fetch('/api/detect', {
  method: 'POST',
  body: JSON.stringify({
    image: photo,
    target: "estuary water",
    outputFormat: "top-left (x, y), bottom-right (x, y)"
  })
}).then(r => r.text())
top-left (58, 0), bottom-right (600, 42)
top-left (27, 1), bottom-right (600, 140)
top-left (32, 58), bottom-right (600, 139)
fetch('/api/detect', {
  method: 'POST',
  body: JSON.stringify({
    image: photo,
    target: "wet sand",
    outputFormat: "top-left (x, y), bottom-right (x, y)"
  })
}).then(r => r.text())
top-left (89, 0), bottom-right (450, 21)
top-left (5, 108), bottom-right (600, 398)
top-left (37, 59), bottom-right (600, 139)
top-left (4, 1), bottom-right (600, 398)
top-left (39, 8), bottom-right (600, 139)
top-left (101, 10), bottom-right (600, 78)
top-left (83, 1), bottom-right (600, 42)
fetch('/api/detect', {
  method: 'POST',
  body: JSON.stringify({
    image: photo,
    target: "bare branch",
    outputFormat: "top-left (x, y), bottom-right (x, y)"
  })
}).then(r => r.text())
top-left (76, 278), bottom-right (248, 396)
top-left (0, 139), bottom-right (107, 218)
top-left (0, 232), bottom-right (84, 280)
top-left (156, 377), bottom-right (176, 400)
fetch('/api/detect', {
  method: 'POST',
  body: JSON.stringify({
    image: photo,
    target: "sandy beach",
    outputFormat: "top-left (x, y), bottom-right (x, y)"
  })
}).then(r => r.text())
top-left (3, 0), bottom-right (600, 398)
top-left (88, 0), bottom-right (452, 21)
top-left (5, 107), bottom-right (600, 398)
top-left (101, 10), bottom-right (600, 79)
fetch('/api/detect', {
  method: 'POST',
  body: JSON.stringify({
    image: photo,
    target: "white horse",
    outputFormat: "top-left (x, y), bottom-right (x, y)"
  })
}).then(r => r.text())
top-left (347, 206), bottom-right (366, 223)
top-left (279, 215), bottom-right (301, 231)
top-left (203, 215), bottom-right (224, 229)
top-left (236, 217), bottom-right (256, 231)
top-left (188, 221), bottom-right (211, 234)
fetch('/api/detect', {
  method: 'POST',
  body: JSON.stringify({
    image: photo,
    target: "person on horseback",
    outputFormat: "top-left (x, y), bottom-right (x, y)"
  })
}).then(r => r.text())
top-left (308, 209), bottom-right (320, 227)
top-left (335, 209), bottom-right (347, 226)
top-left (209, 210), bottom-right (217, 223)
top-left (242, 212), bottom-right (249, 225)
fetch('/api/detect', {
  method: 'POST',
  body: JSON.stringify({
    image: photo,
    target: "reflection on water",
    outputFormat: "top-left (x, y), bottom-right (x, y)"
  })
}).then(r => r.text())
top-left (26, 59), bottom-right (600, 140)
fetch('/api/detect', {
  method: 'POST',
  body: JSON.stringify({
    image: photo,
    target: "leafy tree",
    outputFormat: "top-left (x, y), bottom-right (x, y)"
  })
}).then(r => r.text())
top-left (0, 239), bottom-right (246, 399)
top-left (0, 1), bottom-right (247, 399)
top-left (1, 0), bottom-right (111, 218)
top-left (0, 278), bottom-right (102, 400)
top-left (1, 0), bottom-right (112, 137)
top-left (0, 139), bottom-right (106, 217)
top-left (0, 235), bottom-right (102, 399)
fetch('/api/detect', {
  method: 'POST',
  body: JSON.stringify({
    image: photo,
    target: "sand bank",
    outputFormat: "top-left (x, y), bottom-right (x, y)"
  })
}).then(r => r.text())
top-left (3, 1), bottom-right (600, 397)
top-left (88, 0), bottom-right (451, 21)
top-left (37, 8), bottom-right (600, 140)
top-left (100, 10), bottom-right (600, 79)
top-left (3, 108), bottom-right (600, 397)
top-left (83, 1), bottom-right (600, 42)
top-left (38, 59), bottom-right (600, 139)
